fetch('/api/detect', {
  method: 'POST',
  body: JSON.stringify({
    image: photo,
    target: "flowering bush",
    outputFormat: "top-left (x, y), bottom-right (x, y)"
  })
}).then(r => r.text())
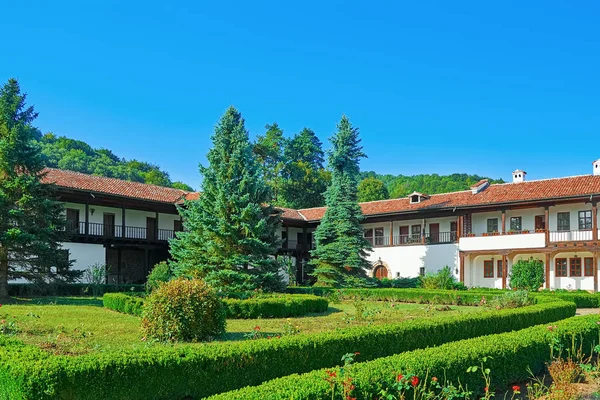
top-left (141, 278), bottom-right (226, 342)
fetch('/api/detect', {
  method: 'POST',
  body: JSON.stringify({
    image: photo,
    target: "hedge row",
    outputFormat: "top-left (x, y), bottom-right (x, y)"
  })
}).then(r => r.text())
top-left (9, 283), bottom-right (145, 297)
top-left (0, 300), bottom-right (576, 399)
top-left (208, 314), bottom-right (600, 400)
top-left (102, 293), bottom-right (329, 319)
top-left (288, 287), bottom-right (600, 308)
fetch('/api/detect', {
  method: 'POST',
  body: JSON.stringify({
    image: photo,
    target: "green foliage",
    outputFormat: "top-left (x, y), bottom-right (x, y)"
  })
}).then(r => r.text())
top-left (360, 171), bottom-right (505, 199)
top-left (209, 314), bottom-right (600, 399)
top-left (488, 290), bottom-right (533, 309)
top-left (253, 123), bottom-right (285, 201)
top-left (169, 107), bottom-right (282, 292)
top-left (35, 132), bottom-right (194, 190)
top-left (8, 283), bottom-right (145, 297)
top-left (0, 78), bottom-right (80, 300)
top-left (82, 263), bottom-right (108, 298)
top-left (357, 176), bottom-right (389, 202)
top-left (417, 266), bottom-right (463, 290)
top-left (378, 277), bottom-right (419, 288)
top-left (145, 261), bottom-right (172, 293)
top-left (510, 257), bottom-right (545, 291)
top-left (310, 116), bottom-right (372, 286)
top-left (102, 293), bottom-right (145, 316)
top-left (141, 278), bottom-right (226, 342)
top-left (0, 299), bottom-right (576, 399)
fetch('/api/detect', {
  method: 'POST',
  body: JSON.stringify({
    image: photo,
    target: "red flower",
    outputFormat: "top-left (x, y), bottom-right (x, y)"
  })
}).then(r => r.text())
top-left (432, 377), bottom-right (438, 382)
top-left (397, 374), bottom-right (404, 382)
top-left (327, 370), bottom-right (337, 378)
top-left (484, 387), bottom-right (489, 393)
top-left (355, 352), bottom-right (360, 356)
top-left (254, 326), bottom-right (260, 331)
top-left (512, 385), bottom-right (520, 392)
top-left (411, 376), bottom-right (419, 387)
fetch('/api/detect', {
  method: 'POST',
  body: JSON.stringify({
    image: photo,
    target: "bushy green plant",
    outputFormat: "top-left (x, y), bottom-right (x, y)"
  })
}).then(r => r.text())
top-left (509, 257), bottom-right (545, 291)
top-left (82, 263), bottom-right (109, 298)
top-left (417, 266), bottom-right (463, 290)
top-left (145, 262), bottom-right (172, 293)
top-left (103, 293), bottom-right (145, 316)
top-left (141, 278), bottom-right (226, 342)
top-left (488, 290), bottom-right (533, 309)
top-left (378, 277), bottom-right (419, 288)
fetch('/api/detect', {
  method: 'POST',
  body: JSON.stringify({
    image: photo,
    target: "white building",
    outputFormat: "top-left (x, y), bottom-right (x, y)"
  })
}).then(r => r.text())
top-left (41, 161), bottom-right (600, 291)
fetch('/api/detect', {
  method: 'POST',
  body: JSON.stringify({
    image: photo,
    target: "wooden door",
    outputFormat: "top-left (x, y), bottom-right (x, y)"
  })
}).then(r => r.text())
top-left (146, 217), bottom-right (157, 240)
top-left (374, 265), bottom-right (388, 279)
top-left (66, 208), bottom-right (80, 233)
top-left (174, 220), bottom-right (183, 232)
top-left (450, 221), bottom-right (457, 241)
top-left (429, 223), bottom-right (440, 243)
top-left (399, 226), bottom-right (409, 244)
top-left (103, 213), bottom-right (115, 238)
top-left (535, 215), bottom-right (545, 231)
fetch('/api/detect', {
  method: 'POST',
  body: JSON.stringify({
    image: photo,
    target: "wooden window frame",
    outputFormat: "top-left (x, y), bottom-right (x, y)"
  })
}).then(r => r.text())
top-left (569, 257), bottom-right (582, 277)
top-left (487, 218), bottom-right (499, 233)
top-left (578, 210), bottom-right (592, 230)
top-left (557, 212), bottom-right (570, 232)
top-left (584, 257), bottom-right (594, 277)
top-left (555, 258), bottom-right (568, 277)
top-left (509, 217), bottom-right (522, 232)
top-left (483, 260), bottom-right (494, 278)
top-left (497, 260), bottom-right (503, 278)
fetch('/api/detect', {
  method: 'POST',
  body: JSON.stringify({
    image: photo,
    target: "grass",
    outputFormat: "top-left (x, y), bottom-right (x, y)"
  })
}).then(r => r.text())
top-left (0, 297), bottom-right (482, 355)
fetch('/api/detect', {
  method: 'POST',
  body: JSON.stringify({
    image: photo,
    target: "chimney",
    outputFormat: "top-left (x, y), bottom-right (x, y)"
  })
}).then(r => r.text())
top-left (512, 169), bottom-right (526, 183)
top-left (594, 159), bottom-right (600, 176)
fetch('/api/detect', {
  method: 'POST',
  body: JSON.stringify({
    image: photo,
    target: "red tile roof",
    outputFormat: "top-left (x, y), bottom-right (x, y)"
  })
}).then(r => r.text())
top-left (42, 168), bottom-right (195, 204)
top-left (277, 207), bottom-right (306, 221)
top-left (297, 175), bottom-right (600, 221)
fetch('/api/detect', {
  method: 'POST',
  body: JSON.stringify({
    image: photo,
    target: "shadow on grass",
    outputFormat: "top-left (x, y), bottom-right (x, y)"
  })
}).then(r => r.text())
top-left (13, 297), bottom-right (104, 307)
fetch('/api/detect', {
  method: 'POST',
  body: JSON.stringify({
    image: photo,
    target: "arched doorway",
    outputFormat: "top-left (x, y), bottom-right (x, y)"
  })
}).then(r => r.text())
top-left (373, 264), bottom-right (389, 279)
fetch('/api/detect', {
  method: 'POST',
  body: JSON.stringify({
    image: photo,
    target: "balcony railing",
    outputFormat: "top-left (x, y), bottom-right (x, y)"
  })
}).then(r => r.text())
top-left (365, 232), bottom-right (457, 248)
top-left (465, 229), bottom-right (545, 237)
top-left (66, 221), bottom-right (174, 242)
top-left (280, 239), bottom-right (315, 250)
top-left (549, 230), bottom-right (594, 242)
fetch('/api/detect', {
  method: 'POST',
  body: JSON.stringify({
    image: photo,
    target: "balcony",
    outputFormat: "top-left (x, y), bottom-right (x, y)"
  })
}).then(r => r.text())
top-left (549, 230), bottom-right (597, 242)
top-left (66, 221), bottom-right (175, 243)
top-left (280, 239), bottom-right (315, 251)
top-left (367, 231), bottom-right (457, 248)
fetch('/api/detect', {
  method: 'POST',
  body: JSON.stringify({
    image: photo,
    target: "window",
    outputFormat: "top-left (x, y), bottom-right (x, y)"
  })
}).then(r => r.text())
top-left (174, 220), bottom-right (183, 232)
top-left (374, 227), bottom-right (385, 246)
top-left (510, 217), bottom-right (522, 231)
top-left (555, 259), bottom-right (568, 277)
top-left (497, 260), bottom-right (504, 278)
top-left (419, 267), bottom-right (425, 276)
top-left (569, 258), bottom-right (582, 277)
top-left (487, 218), bottom-right (499, 233)
top-left (584, 257), bottom-right (595, 277)
top-left (411, 194), bottom-right (420, 203)
top-left (281, 230), bottom-right (288, 248)
top-left (579, 210), bottom-right (592, 230)
top-left (484, 260), bottom-right (494, 278)
top-left (364, 228), bottom-right (384, 246)
top-left (557, 212), bottom-right (570, 231)
top-left (364, 229), bottom-right (374, 245)
top-left (411, 225), bottom-right (422, 241)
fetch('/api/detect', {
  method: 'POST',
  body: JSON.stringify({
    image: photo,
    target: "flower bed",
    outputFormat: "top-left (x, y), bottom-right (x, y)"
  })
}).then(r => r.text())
top-left (102, 292), bottom-right (329, 319)
top-left (207, 314), bottom-right (600, 400)
top-left (0, 300), bottom-right (576, 399)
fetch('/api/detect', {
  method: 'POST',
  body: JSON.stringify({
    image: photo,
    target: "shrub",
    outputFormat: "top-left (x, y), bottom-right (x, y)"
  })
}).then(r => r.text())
top-left (141, 278), bottom-right (226, 342)
top-left (488, 290), bottom-right (533, 309)
top-left (82, 263), bottom-right (109, 297)
top-left (510, 257), bottom-right (545, 291)
top-left (417, 266), bottom-right (463, 290)
top-left (0, 300), bottom-right (576, 399)
top-left (102, 293), bottom-right (145, 316)
top-left (207, 314), bottom-right (600, 400)
top-left (145, 261), bottom-right (172, 293)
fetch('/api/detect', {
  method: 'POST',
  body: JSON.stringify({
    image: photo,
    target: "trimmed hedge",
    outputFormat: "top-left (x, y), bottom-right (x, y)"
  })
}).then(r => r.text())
top-left (0, 300), bottom-right (576, 399)
top-left (208, 314), bottom-right (600, 399)
top-left (9, 283), bottom-right (145, 297)
top-left (103, 293), bottom-right (329, 319)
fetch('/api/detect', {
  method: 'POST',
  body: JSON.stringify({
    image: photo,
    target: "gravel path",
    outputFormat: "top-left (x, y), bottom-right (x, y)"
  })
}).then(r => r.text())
top-left (576, 308), bottom-right (600, 315)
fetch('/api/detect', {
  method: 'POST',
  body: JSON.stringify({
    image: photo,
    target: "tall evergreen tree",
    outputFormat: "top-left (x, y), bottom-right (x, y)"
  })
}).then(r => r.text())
top-left (279, 128), bottom-right (329, 209)
top-left (253, 123), bottom-right (284, 202)
top-left (309, 116), bottom-right (372, 286)
top-left (0, 79), bottom-right (77, 300)
top-left (169, 107), bottom-right (282, 291)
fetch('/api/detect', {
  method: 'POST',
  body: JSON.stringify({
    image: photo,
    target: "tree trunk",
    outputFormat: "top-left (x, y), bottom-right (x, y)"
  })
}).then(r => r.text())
top-left (0, 247), bottom-right (9, 301)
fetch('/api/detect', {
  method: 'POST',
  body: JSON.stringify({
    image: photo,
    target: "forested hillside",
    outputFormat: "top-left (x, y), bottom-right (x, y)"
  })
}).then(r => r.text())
top-left (34, 132), bottom-right (194, 191)
top-left (359, 171), bottom-right (505, 199)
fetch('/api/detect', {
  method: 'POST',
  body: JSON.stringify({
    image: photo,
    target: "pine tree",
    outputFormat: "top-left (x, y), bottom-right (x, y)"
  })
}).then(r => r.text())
top-left (309, 116), bottom-right (372, 286)
top-left (0, 79), bottom-right (77, 300)
top-left (169, 107), bottom-right (282, 291)
top-left (279, 128), bottom-right (329, 209)
top-left (253, 123), bottom-right (284, 202)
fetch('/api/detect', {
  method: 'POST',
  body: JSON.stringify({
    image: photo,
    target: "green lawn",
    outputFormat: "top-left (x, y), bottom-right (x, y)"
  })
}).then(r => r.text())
top-left (1, 297), bottom-right (482, 355)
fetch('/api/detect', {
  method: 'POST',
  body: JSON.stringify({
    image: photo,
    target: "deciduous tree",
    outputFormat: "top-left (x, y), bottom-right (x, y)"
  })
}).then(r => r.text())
top-left (357, 176), bottom-right (389, 202)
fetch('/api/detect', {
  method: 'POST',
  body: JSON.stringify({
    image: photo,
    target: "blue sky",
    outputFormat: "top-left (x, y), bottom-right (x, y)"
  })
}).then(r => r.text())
top-left (2, 1), bottom-right (599, 189)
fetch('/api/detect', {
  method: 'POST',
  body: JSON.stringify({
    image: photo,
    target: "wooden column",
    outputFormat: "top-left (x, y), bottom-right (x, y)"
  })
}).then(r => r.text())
top-left (155, 211), bottom-right (159, 240)
top-left (117, 248), bottom-right (122, 284)
top-left (593, 202), bottom-right (598, 242)
top-left (421, 219), bottom-right (426, 244)
top-left (501, 210), bottom-right (506, 234)
top-left (594, 252), bottom-right (598, 293)
top-left (121, 206), bottom-right (126, 239)
top-left (545, 253), bottom-right (551, 290)
top-left (544, 206), bottom-right (550, 244)
top-left (389, 221), bottom-right (393, 246)
top-left (456, 216), bottom-right (462, 240)
top-left (502, 254), bottom-right (507, 289)
top-left (84, 202), bottom-right (90, 235)
top-left (459, 253), bottom-right (465, 283)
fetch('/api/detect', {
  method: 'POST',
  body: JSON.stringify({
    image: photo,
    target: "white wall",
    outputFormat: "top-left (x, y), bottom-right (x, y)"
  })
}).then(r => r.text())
top-left (459, 232), bottom-right (545, 251)
top-left (366, 243), bottom-right (459, 279)
top-left (362, 216), bottom-right (458, 245)
top-left (61, 242), bottom-right (106, 273)
top-left (548, 251), bottom-right (595, 291)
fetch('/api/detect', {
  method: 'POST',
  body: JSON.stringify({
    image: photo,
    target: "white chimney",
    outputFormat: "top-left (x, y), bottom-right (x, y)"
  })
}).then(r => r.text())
top-left (593, 160), bottom-right (600, 176)
top-left (512, 169), bottom-right (526, 183)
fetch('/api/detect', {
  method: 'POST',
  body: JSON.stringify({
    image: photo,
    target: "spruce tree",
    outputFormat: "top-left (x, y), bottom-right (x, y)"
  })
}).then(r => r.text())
top-left (309, 116), bottom-right (372, 286)
top-left (170, 107), bottom-right (282, 291)
top-left (0, 79), bottom-right (77, 301)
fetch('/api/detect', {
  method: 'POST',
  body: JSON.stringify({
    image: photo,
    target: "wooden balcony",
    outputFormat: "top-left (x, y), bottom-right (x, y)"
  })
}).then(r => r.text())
top-left (367, 231), bottom-right (457, 248)
top-left (66, 221), bottom-right (175, 243)
top-left (549, 230), bottom-right (597, 242)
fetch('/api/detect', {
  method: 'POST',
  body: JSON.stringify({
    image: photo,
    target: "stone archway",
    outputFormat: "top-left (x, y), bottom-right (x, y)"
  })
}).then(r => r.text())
top-left (372, 261), bottom-right (390, 279)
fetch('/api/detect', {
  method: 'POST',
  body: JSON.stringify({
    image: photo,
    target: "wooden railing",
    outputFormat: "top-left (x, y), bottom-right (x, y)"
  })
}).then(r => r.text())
top-left (66, 221), bottom-right (174, 242)
top-left (549, 230), bottom-right (594, 242)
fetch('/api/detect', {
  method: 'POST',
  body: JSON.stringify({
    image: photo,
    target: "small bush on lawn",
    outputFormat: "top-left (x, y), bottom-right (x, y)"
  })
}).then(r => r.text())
top-left (510, 257), bottom-right (545, 291)
top-left (417, 266), bottom-right (465, 290)
top-left (488, 290), bottom-right (533, 309)
top-left (141, 278), bottom-right (226, 342)
top-left (103, 293), bottom-right (145, 316)
top-left (145, 261), bottom-right (172, 293)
